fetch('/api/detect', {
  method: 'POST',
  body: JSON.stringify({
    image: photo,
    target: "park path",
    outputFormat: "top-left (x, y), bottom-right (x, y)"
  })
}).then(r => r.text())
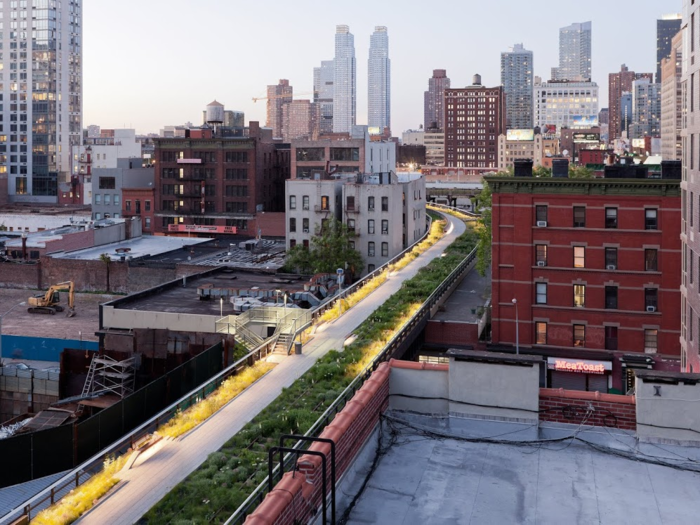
top-left (78, 213), bottom-right (467, 525)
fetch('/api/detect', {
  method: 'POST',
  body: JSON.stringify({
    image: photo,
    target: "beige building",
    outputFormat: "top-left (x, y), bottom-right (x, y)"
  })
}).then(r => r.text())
top-left (424, 131), bottom-right (445, 166)
top-left (286, 173), bottom-right (426, 276)
top-left (497, 133), bottom-right (560, 171)
top-left (661, 31), bottom-right (683, 161)
top-left (282, 100), bottom-right (316, 143)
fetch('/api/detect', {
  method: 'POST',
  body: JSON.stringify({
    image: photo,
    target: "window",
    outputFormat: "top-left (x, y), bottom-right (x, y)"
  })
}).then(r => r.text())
top-left (573, 284), bottom-right (585, 307)
top-left (573, 206), bottom-right (585, 227)
top-left (302, 218), bottom-right (309, 232)
top-left (381, 242), bottom-right (388, 257)
top-left (382, 196), bottom-right (389, 212)
top-left (605, 286), bottom-right (618, 309)
top-left (290, 239), bottom-right (297, 248)
top-left (536, 282), bottom-right (547, 304)
top-left (573, 325), bottom-right (585, 347)
top-left (692, 193), bottom-right (695, 228)
top-left (605, 208), bottom-right (618, 228)
top-left (645, 209), bottom-right (658, 230)
top-left (605, 326), bottom-right (618, 350)
top-left (135, 200), bottom-right (141, 214)
top-left (368, 219), bottom-right (375, 234)
top-left (99, 177), bottom-right (115, 189)
top-left (226, 168), bottom-right (248, 180)
top-left (535, 205), bottom-right (547, 224)
top-left (289, 195), bottom-right (296, 210)
top-left (644, 329), bottom-right (658, 353)
top-left (330, 147), bottom-right (359, 161)
top-left (605, 247), bottom-right (618, 269)
top-left (114, 195), bottom-right (120, 206)
top-left (692, 250), bottom-right (695, 285)
top-left (303, 239), bottom-right (309, 248)
top-left (645, 289), bottom-right (658, 311)
top-left (346, 196), bottom-right (355, 210)
top-left (125, 200), bottom-right (131, 212)
top-left (302, 195), bottom-right (309, 210)
top-left (535, 245), bottom-right (547, 265)
top-left (295, 148), bottom-right (324, 162)
top-left (289, 218), bottom-right (296, 233)
top-left (321, 195), bottom-right (330, 211)
top-left (645, 249), bottom-right (658, 271)
top-left (381, 219), bottom-right (389, 234)
top-left (145, 217), bottom-right (151, 230)
top-left (145, 200), bottom-right (151, 212)
top-left (368, 242), bottom-right (375, 257)
top-left (574, 246), bottom-right (585, 268)
top-left (535, 322), bottom-right (547, 345)
top-left (368, 196), bottom-right (375, 210)
top-left (368, 264), bottom-right (376, 273)
top-left (347, 219), bottom-right (355, 233)
top-left (95, 194), bottom-right (101, 205)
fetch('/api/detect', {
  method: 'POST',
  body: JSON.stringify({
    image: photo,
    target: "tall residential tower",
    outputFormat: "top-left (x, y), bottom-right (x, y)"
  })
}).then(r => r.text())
top-left (313, 60), bottom-right (334, 135)
top-left (609, 65), bottom-right (654, 140)
top-left (368, 26), bottom-right (391, 132)
top-left (333, 25), bottom-right (356, 134)
top-left (266, 79), bottom-right (293, 139)
top-left (657, 14), bottom-right (682, 83)
top-left (501, 44), bottom-right (534, 129)
top-left (551, 22), bottom-right (592, 82)
top-left (1, 0), bottom-right (83, 201)
top-left (424, 69), bottom-right (450, 130)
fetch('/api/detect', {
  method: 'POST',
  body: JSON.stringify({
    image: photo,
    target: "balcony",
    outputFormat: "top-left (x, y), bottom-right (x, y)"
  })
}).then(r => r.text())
top-left (314, 205), bottom-right (331, 213)
top-left (344, 205), bottom-right (361, 214)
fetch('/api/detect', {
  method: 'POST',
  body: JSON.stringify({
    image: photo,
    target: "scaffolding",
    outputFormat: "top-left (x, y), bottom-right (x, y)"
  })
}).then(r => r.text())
top-left (83, 355), bottom-right (136, 399)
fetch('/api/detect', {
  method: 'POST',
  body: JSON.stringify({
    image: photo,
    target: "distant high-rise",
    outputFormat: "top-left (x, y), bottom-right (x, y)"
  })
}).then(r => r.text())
top-left (424, 69), bottom-right (450, 130)
top-left (1, 0), bottom-right (83, 201)
top-left (661, 30), bottom-right (682, 160)
top-left (501, 44), bottom-right (534, 129)
top-left (609, 65), bottom-right (654, 140)
top-left (314, 60), bottom-right (334, 135)
top-left (333, 25), bottom-right (356, 133)
top-left (551, 22), bottom-right (592, 82)
top-left (266, 79), bottom-right (293, 138)
top-left (657, 14), bottom-right (682, 83)
top-left (629, 78), bottom-right (661, 140)
top-left (368, 26), bottom-right (391, 132)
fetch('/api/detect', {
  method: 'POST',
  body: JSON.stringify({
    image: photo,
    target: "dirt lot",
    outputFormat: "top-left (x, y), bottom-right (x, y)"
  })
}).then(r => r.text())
top-left (0, 288), bottom-right (119, 341)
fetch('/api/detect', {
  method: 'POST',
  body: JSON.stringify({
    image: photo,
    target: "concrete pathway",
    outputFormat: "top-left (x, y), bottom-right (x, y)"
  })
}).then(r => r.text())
top-left (77, 213), bottom-right (467, 525)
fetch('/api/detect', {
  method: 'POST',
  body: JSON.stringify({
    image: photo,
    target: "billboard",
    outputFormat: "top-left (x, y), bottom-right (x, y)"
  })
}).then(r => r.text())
top-left (572, 133), bottom-right (600, 143)
top-left (506, 129), bottom-right (535, 141)
top-left (168, 224), bottom-right (238, 234)
top-left (571, 116), bottom-right (599, 128)
top-left (631, 138), bottom-right (646, 148)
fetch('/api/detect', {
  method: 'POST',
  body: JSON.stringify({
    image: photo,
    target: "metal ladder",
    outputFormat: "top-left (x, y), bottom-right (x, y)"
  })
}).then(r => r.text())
top-left (81, 356), bottom-right (97, 397)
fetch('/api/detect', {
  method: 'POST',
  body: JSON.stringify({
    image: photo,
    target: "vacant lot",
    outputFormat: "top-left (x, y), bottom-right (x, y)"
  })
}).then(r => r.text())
top-left (0, 288), bottom-right (118, 341)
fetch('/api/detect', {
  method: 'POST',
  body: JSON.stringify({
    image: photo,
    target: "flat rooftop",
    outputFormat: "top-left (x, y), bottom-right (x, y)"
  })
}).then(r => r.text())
top-left (347, 412), bottom-right (700, 524)
top-left (432, 266), bottom-right (490, 323)
top-left (52, 235), bottom-right (213, 261)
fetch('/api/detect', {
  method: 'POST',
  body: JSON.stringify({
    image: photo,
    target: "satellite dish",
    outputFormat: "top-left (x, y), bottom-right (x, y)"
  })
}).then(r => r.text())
top-left (562, 150), bottom-right (569, 157)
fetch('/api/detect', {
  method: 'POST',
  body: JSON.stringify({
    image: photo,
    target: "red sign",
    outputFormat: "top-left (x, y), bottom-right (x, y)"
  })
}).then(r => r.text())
top-left (167, 224), bottom-right (238, 234)
top-left (553, 360), bottom-right (606, 375)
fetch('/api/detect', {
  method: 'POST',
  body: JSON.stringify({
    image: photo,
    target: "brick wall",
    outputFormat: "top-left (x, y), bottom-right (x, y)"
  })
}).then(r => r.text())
top-left (539, 388), bottom-right (636, 431)
top-left (251, 212), bottom-right (286, 238)
top-left (42, 228), bottom-right (95, 256)
top-left (425, 320), bottom-right (479, 347)
top-left (245, 362), bottom-right (391, 525)
top-left (0, 262), bottom-right (41, 289)
top-left (41, 257), bottom-right (129, 293)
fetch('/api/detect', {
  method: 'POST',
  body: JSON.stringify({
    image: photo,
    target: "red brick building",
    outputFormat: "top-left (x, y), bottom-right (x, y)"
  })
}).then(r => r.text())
top-left (444, 75), bottom-right (505, 172)
top-left (153, 123), bottom-right (290, 236)
top-left (487, 170), bottom-right (681, 393)
top-left (122, 187), bottom-right (156, 233)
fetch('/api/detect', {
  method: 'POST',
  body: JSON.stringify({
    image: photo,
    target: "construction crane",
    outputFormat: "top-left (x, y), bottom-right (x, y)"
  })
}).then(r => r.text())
top-left (27, 281), bottom-right (76, 317)
top-left (252, 91), bottom-right (313, 103)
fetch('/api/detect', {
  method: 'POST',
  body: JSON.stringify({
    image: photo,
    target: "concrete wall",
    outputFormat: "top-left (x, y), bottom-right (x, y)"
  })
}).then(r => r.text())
top-left (0, 368), bottom-right (60, 422)
top-left (101, 305), bottom-right (218, 333)
top-left (389, 361), bottom-right (449, 414)
top-left (636, 371), bottom-right (700, 445)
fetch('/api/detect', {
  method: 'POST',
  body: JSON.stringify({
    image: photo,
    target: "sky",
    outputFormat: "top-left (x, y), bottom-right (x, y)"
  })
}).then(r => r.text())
top-left (84, 0), bottom-right (680, 136)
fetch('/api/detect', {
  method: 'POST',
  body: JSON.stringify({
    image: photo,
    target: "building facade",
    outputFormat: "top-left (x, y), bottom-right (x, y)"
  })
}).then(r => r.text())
top-left (551, 22), bottom-right (592, 82)
top-left (500, 44), bottom-right (534, 130)
top-left (661, 31), bottom-right (683, 161)
top-left (488, 170), bottom-right (681, 392)
top-left (92, 158), bottom-right (153, 221)
top-left (333, 25), bottom-right (356, 134)
top-left (534, 80), bottom-right (599, 132)
top-left (444, 75), bottom-right (505, 170)
top-left (424, 69), bottom-right (450, 131)
top-left (282, 100), bottom-right (315, 143)
top-left (122, 187), bottom-right (156, 234)
top-left (368, 26), bottom-right (390, 132)
top-left (609, 65), bottom-right (655, 140)
top-left (266, 79), bottom-right (293, 139)
top-left (313, 60), bottom-right (334, 135)
top-left (497, 132), bottom-right (560, 171)
top-left (1, 0), bottom-right (82, 202)
top-left (658, 14), bottom-right (683, 83)
top-left (629, 78), bottom-right (661, 140)
top-left (424, 130), bottom-right (445, 166)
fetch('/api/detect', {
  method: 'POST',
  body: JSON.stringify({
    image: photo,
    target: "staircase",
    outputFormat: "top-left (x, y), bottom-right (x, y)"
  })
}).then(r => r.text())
top-left (272, 333), bottom-right (294, 355)
top-left (81, 356), bottom-right (97, 397)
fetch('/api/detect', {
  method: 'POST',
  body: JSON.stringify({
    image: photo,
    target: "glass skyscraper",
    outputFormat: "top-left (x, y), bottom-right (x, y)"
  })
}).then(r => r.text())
top-left (1, 0), bottom-right (82, 201)
top-left (501, 43), bottom-right (534, 130)
top-left (551, 22), bottom-right (592, 82)
top-left (368, 26), bottom-right (390, 132)
top-left (333, 25), bottom-right (356, 134)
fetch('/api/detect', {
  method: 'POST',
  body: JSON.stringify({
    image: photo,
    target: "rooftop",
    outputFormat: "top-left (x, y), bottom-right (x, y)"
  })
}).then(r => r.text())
top-left (486, 176), bottom-right (681, 197)
top-left (51, 235), bottom-right (213, 261)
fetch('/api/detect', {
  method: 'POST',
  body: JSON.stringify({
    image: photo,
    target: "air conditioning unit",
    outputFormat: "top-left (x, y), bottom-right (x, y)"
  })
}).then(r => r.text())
top-left (303, 228), bottom-right (309, 233)
top-left (537, 261), bottom-right (546, 267)
top-left (646, 306), bottom-right (657, 312)
top-left (382, 230), bottom-right (388, 235)
top-left (606, 264), bottom-right (616, 270)
top-left (537, 221), bottom-right (547, 227)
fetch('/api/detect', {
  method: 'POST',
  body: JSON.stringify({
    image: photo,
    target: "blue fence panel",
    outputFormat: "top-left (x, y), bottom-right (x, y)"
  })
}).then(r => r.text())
top-left (1, 335), bottom-right (99, 361)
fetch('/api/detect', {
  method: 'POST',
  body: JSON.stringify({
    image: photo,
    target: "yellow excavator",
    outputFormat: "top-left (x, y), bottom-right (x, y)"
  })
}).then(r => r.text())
top-left (28, 281), bottom-right (76, 317)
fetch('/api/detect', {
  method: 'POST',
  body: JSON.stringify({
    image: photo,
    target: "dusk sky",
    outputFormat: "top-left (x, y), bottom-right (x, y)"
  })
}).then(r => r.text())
top-left (84, 0), bottom-right (680, 135)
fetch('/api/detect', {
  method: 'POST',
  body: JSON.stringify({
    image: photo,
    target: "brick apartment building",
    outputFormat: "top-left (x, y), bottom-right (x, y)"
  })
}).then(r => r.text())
top-left (487, 164), bottom-right (681, 393)
top-left (153, 123), bottom-right (290, 236)
top-left (444, 75), bottom-right (505, 171)
top-left (122, 187), bottom-right (156, 234)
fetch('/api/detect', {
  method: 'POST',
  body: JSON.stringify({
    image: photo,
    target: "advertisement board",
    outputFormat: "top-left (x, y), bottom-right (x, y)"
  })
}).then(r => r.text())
top-left (506, 129), bottom-right (535, 141)
top-left (167, 224), bottom-right (238, 234)
top-left (631, 138), bottom-right (646, 148)
top-left (571, 116), bottom-right (599, 128)
top-left (572, 133), bottom-right (600, 143)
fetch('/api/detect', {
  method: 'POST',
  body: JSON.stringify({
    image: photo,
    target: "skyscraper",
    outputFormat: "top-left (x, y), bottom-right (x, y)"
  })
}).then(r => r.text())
top-left (368, 26), bottom-right (391, 132)
top-left (313, 60), bottom-right (334, 135)
top-left (629, 78), bottom-right (661, 139)
top-left (333, 25), bottom-right (356, 134)
top-left (608, 65), bottom-right (654, 140)
top-left (1, 1), bottom-right (83, 201)
top-left (501, 44), bottom-right (534, 130)
top-left (266, 79), bottom-right (293, 138)
top-left (424, 69), bottom-right (450, 130)
top-left (657, 14), bottom-right (682, 83)
top-left (551, 22), bottom-right (592, 82)
top-left (661, 30), bottom-right (682, 160)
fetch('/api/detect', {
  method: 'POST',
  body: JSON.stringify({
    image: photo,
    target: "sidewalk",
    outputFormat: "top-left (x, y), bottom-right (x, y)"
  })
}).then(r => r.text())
top-left (78, 214), bottom-right (467, 525)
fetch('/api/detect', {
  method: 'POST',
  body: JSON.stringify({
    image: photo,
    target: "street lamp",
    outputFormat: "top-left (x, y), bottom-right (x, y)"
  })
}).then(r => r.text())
top-left (512, 298), bottom-right (519, 355)
top-left (0, 302), bottom-right (26, 363)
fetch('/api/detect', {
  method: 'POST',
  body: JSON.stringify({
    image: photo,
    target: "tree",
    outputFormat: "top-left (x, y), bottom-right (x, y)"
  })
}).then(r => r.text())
top-left (285, 218), bottom-right (364, 278)
top-left (568, 165), bottom-right (595, 179)
top-left (475, 181), bottom-right (492, 277)
top-left (533, 165), bottom-right (552, 178)
top-left (100, 253), bottom-right (112, 292)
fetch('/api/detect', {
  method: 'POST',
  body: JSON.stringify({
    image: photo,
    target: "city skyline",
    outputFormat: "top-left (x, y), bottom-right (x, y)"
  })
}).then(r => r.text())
top-left (84, 0), bottom-right (671, 135)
